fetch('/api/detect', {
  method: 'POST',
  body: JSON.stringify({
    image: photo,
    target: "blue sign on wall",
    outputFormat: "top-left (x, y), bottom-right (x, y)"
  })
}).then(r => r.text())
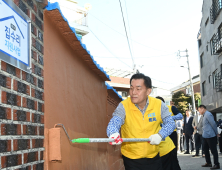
top-left (0, 0), bottom-right (31, 73)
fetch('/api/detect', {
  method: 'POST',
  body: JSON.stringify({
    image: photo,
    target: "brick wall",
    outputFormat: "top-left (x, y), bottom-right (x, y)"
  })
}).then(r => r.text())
top-left (193, 83), bottom-right (200, 93)
top-left (0, 0), bottom-right (44, 169)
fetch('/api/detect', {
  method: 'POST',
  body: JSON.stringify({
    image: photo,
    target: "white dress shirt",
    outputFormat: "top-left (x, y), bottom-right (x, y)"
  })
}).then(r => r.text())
top-left (186, 116), bottom-right (190, 123)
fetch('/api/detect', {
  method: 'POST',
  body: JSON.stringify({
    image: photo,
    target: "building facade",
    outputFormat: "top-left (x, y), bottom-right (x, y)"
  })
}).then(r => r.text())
top-left (0, 0), bottom-right (47, 169)
top-left (198, 0), bottom-right (222, 118)
top-left (170, 75), bottom-right (200, 96)
top-left (105, 68), bottom-right (133, 99)
top-left (49, 0), bottom-right (89, 39)
top-left (150, 87), bottom-right (172, 106)
top-left (106, 76), bottom-right (130, 100)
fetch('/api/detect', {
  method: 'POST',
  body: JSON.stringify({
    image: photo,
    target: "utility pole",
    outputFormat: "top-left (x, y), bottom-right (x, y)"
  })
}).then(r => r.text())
top-left (178, 49), bottom-right (196, 115)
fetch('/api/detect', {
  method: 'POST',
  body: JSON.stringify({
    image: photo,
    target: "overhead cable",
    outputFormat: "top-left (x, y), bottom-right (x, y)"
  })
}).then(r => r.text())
top-left (88, 28), bottom-right (132, 69)
top-left (89, 13), bottom-right (171, 53)
top-left (151, 78), bottom-right (177, 85)
top-left (94, 53), bottom-right (176, 59)
top-left (124, 0), bottom-right (135, 61)
top-left (118, 0), bottom-right (135, 70)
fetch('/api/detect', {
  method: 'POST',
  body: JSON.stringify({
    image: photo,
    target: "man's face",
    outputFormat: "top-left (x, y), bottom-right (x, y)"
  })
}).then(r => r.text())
top-left (129, 79), bottom-right (151, 105)
top-left (186, 111), bottom-right (190, 117)
top-left (198, 107), bottom-right (204, 115)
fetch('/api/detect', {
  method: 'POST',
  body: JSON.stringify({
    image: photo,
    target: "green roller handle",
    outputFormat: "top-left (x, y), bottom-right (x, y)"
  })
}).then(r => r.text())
top-left (72, 138), bottom-right (151, 143)
top-left (72, 138), bottom-right (90, 143)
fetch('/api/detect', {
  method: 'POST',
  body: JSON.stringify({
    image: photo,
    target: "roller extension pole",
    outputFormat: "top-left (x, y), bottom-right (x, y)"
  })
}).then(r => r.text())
top-left (72, 138), bottom-right (151, 143)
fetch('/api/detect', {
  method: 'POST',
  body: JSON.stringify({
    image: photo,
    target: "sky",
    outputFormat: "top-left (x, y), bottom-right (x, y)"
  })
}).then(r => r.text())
top-left (52, 0), bottom-right (203, 91)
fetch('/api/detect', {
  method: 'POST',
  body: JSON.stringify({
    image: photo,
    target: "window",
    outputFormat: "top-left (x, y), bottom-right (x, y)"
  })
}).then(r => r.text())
top-left (212, 69), bottom-right (218, 88)
top-left (200, 53), bottom-right (204, 68)
top-left (165, 101), bottom-right (170, 105)
top-left (218, 24), bottom-right (222, 40)
top-left (186, 87), bottom-right (191, 95)
top-left (206, 45), bottom-right (208, 51)
top-left (122, 91), bottom-right (128, 97)
top-left (205, 17), bottom-right (209, 27)
top-left (209, 75), bottom-right (211, 83)
top-left (202, 81), bottom-right (206, 96)
top-left (198, 39), bottom-right (202, 48)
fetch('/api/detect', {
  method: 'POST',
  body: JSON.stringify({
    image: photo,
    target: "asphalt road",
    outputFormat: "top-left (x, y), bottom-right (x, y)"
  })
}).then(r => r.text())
top-left (178, 151), bottom-right (222, 170)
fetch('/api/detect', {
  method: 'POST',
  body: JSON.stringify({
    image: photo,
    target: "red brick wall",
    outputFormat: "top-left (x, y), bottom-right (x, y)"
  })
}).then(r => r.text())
top-left (0, 0), bottom-right (44, 169)
top-left (193, 83), bottom-right (200, 93)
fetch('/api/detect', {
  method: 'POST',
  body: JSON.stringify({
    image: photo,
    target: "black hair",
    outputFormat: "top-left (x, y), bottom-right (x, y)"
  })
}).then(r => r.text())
top-left (198, 105), bottom-right (206, 109)
top-left (156, 96), bottom-right (165, 103)
top-left (130, 73), bottom-right (152, 88)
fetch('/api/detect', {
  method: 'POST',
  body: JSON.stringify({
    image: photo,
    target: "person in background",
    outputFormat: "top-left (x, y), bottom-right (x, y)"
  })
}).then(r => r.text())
top-left (107, 73), bottom-right (175, 170)
top-left (217, 119), bottom-right (221, 126)
top-left (199, 105), bottom-right (220, 169)
top-left (156, 96), bottom-right (183, 155)
top-left (218, 119), bottom-right (222, 154)
top-left (192, 109), bottom-right (204, 157)
top-left (183, 110), bottom-right (194, 154)
top-left (176, 119), bottom-right (183, 153)
top-left (180, 118), bottom-right (185, 153)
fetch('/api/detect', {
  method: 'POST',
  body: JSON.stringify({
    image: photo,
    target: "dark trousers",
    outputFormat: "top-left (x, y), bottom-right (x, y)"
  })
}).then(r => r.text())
top-left (203, 136), bottom-right (219, 165)
top-left (169, 131), bottom-right (178, 154)
top-left (122, 154), bottom-right (163, 170)
top-left (185, 133), bottom-right (194, 152)
top-left (219, 135), bottom-right (222, 153)
top-left (180, 134), bottom-right (184, 152)
top-left (161, 150), bottom-right (181, 170)
top-left (194, 133), bottom-right (203, 155)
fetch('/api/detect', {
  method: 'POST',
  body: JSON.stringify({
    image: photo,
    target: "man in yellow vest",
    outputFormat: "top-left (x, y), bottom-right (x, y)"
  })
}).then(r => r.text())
top-left (156, 96), bottom-right (183, 154)
top-left (107, 73), bottom-right (176, 170)
top-left (156, 96), bottom-right (182, 170)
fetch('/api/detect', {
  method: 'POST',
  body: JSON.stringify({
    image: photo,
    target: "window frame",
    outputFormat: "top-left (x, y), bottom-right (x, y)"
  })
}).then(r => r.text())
top-left (202, 81), bottom-right (206, 96)
top-left (200, 53), bottom-right (204, 68)
top-left (212, 69), bottom-right (218, 88)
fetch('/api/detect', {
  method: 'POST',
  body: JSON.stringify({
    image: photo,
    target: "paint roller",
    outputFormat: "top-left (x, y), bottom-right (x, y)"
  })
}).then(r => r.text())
top-left (48, 124), bottom-right (159, 162)
top-left (51, 123), bottom-right (151, 143)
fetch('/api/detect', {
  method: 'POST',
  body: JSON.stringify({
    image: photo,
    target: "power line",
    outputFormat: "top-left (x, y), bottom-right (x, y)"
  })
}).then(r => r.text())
top-left (89, 13), bottom-right (171, 53)
top-left (88, 27), bottom-right (132, 69)
top-left (153, 86), bottom-right (171, 91)
top-left (94, 53), bottom-right (176, 59)
top-left (124, 0), bottom-right (134, 62)
top-left (151, 78), bottom-right (177, 85)
top-left (118, 0), bottom-right (135, 71)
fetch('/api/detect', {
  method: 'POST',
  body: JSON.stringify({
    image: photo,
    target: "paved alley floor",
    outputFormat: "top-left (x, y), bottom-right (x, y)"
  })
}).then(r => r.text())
top-left (178, 152), bottom-right (222, 170)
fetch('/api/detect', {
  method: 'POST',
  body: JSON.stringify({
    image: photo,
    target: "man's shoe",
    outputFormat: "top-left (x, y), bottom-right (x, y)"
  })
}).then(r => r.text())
top-left (184, 151), bottom-right (190, 154)
top-left (192, 155), bottom-right (199, 157)
top-left (201, 163), bottom-right (212, 167)
top-left (210, 164), bottom-right (220, 169)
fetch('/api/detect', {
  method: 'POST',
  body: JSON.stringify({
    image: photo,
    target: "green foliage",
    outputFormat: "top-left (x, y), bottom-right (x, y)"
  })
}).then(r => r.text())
top-left (194, 93), bottom-right (201, 106)
top-left (172, 91), bottom-right (201, 116)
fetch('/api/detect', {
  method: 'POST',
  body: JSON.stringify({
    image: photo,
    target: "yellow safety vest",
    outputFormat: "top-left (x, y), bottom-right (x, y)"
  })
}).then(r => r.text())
top-left (121, 96), bottom-right (162, 159)
top-left (159, 136), bottom-right (175, 157)
top-left (167, 105), bottom-right (177, 132)
top-left (157, 105), bottom-right (175, 157)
